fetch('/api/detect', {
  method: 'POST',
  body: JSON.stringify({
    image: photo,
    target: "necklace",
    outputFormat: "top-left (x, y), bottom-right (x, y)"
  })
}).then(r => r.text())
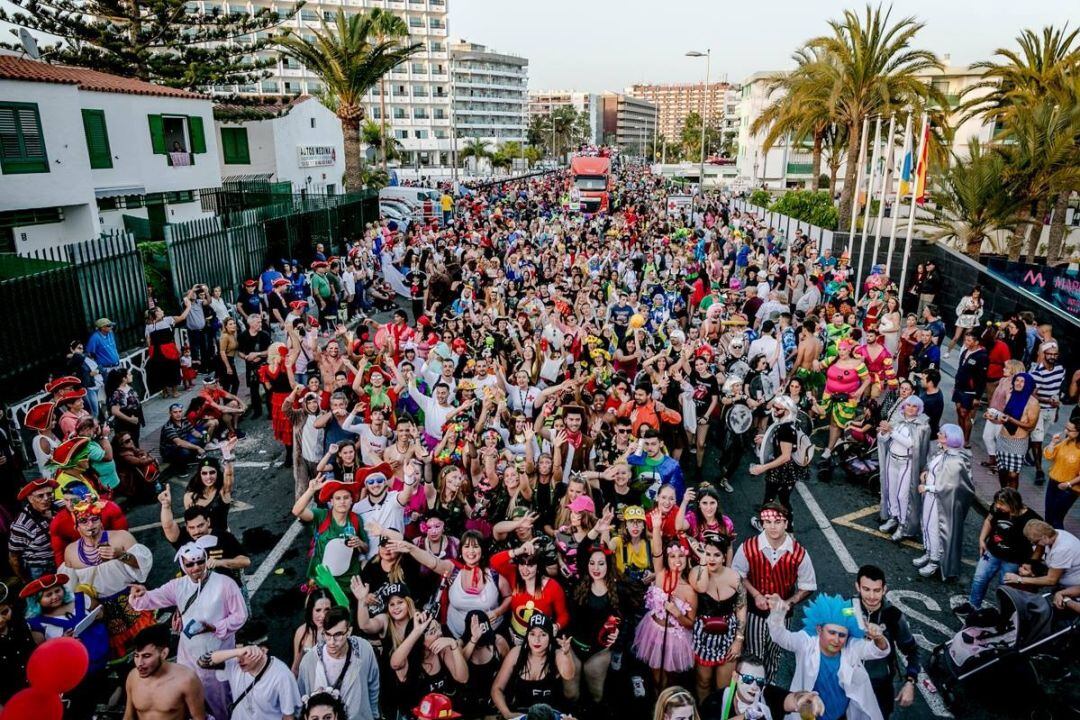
top-left (77, 538), bottom-right (102, 566)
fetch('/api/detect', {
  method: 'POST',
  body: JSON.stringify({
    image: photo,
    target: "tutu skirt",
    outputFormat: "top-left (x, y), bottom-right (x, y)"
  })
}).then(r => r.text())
top-left (633, 615), bottom-right (694, 672)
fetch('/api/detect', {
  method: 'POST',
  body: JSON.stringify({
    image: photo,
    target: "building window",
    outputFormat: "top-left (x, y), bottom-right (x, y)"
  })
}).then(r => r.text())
top-left (429, 18), bottom-right (442, 29)
top-left (411, 62), bottom-right (425, 74)
top-left (310, 117), bottom-right (316, 129)
top-left (81, 109), bottom-right (113, 169)
top-left (414, 130), bottom-right (428, 139)
top-left (0, 102), bottom-right (48, 174)
top-left (220, 126), bottom-right (251, 164)
top-left (408, 16), bottom-right (422, 27)
top-left (433, 108), bottom-right (446, 119)
top-left (413, 108), bottom-right (429, 119)
top-left (393, 108), bottom-right (407, 119)
top-left (148, 114), bottom-right (205, 164)
top-left (394, 130), bottom-right (408, 139)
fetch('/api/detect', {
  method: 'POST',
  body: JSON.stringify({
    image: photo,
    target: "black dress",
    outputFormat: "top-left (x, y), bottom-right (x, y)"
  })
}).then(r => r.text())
top-left (146, 319), bottom-right (181, 390)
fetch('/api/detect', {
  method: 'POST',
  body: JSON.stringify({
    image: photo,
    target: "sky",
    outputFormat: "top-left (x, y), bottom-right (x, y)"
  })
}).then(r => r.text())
top-left (449, 0), bottom-right (1075, 92)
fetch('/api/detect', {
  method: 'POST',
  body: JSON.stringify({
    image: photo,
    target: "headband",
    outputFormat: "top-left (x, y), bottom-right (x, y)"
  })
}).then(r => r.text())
top-left (759, 508), bottom-right (786, 524)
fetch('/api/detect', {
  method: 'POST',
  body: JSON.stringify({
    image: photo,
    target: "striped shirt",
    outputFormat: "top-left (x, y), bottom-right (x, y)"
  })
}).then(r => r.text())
top-left (7, 507), bottom-right (55, 570)
top-left (1030, 363), bottom-right (1066, 408)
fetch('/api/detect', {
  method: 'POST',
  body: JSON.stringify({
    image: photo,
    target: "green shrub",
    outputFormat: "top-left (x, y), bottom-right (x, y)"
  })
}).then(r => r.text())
top-left (137, 241), bottom-right (179, 314)
top-left (749, 188), bottom-right (771, 208)
top-left (768, 189), bottom-right (839, 230)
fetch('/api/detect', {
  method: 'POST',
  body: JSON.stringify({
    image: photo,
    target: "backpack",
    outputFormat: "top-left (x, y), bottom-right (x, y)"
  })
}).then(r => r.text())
top-left (792, 427), bottom-right (815, 467)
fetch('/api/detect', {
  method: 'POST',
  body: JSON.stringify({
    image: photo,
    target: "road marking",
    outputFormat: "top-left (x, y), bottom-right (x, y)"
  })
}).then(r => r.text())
top-left (128, 500), bottom-right (255, 533)
top-left (246, 518), bottom-right (304, 598)
top-left (898, 633), bottom-right (953, 718)
top-left (795, 482), bottom-right (859, 573)
top-left (832, 504), bottom-right (975, 566)
top-left (888, 589), bottom-right (957, 638)
top-left (233, 461), bottom-right (274, 468)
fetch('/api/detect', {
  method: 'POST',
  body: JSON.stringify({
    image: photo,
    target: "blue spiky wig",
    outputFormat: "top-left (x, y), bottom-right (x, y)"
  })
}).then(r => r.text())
top-left (801, 593), bottom-right (865, 639)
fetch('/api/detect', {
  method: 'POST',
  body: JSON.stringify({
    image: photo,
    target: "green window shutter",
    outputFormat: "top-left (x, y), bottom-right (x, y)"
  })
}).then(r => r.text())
top-left (0, 102), bottom-right (49, 174)
top-left (188, 115), bottom-right (206, 154)
top-left (221, 127), bottom-right (250, 164)
top-left (235, 127), bottom-right (250, 163)
top-left (220, 127), bottom-right (235, 163)
top-left (81, 109), bottom-right (113, 169)
top-left (148, 114), bottom-right (166, 154)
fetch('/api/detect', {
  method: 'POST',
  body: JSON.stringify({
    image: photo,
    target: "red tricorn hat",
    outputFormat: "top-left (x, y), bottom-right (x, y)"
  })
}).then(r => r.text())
top-left (57, 387), bottom-right (87, 403)
top-left (51, 437), bottom-right (90, 466)
top-left (23, 401), bottom-right (55, 431)
top-left (272, 277), bottom-right (290, 288)
top-left (19, 573), bottom-right (70, 599)
top-left (17, 477), bottom-right (57, 502)
top-left (317, 480), bottom-right (362, 504)
top-left (45, 376), bottom-right (80, 394)
top-left (290, 300), bottom-right (309, 312)
top-left (355, 462), bottom-right (394, 487)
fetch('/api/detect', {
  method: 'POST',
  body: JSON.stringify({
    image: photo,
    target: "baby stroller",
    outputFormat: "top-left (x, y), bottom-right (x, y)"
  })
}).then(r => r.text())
top-left (928, 586), bottom-right (1080, 715)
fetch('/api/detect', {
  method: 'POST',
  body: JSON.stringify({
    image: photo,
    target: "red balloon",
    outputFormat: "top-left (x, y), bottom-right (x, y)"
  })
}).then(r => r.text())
top-left (26, 637), bottom-right (89, 694)
top-left (0, 687), bottom-right (63, 720)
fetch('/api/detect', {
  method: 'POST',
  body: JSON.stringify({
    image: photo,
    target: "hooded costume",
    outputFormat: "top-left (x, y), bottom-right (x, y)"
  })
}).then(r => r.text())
top-left (128, 537), bottom-right (249, 720)
top-left (878, 396), bottom-right (931, 538)
top-left (920, 424), bottom-right (975, 578)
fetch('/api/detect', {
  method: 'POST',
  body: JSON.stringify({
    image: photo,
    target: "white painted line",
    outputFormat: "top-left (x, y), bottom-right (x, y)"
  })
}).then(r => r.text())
top-left (887, 589), bottom-right (957, 638)
top-left (129, 500), bottom-right (255, 533)
top-left (246, 518), bottom-right (303, 598)
top-left (903, 633), bottom-right (953, 718)
top-left (795, 481), bottom-right (859, 573)
top-left (233, 461), bottom-right (274, 468)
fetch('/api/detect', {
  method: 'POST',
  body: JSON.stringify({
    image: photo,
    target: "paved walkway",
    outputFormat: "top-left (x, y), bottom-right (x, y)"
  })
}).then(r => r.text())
top-left (937, 353), bottom-right (1080, 533)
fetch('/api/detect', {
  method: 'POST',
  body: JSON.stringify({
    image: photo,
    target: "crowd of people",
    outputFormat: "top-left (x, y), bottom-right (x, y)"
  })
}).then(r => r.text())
top-left (2, 154), bottom-right (1079, 720)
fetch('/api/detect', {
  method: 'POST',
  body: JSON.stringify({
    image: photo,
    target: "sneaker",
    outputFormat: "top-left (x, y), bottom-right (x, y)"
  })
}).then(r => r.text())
top-left (919, 562), bottom-right (940, 577)
top-left (891, 527), bottom-right (905, 542)
top-left (912, 553), bottom-right (930, 568)
top-left (1034, 473), bottom-right (1046, 486)
top-left (952, 601), bottom-right (977, 616)
top-left (719, 479), bottom-right (734, 493)
top-left (204, 440), bottom-right (221, 452)
top-left (878, 518), bottom-right (899, 533)
top-left (750, 516), bottom-right (763, 532)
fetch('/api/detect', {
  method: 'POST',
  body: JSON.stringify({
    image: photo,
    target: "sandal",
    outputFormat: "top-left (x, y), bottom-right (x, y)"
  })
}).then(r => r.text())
top-left (980, 458), bottom-right (997, 468)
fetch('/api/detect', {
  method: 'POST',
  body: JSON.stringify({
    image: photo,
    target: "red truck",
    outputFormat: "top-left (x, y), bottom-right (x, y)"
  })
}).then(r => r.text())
top-left (570, 155), bottom-right (612, 213)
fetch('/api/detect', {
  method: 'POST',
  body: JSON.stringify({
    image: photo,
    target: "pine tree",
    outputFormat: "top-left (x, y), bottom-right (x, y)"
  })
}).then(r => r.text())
top-left (0, 0), bottom-right (303, 90)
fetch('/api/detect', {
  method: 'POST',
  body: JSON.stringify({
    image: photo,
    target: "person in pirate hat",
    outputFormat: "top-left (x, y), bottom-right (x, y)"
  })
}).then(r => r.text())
top-left (9, 478), bottom-right (58, 582)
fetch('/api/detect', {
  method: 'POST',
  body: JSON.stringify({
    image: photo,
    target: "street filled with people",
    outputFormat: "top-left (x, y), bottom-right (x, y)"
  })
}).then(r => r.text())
top-left (2, 155), bottom-right (1079, 720)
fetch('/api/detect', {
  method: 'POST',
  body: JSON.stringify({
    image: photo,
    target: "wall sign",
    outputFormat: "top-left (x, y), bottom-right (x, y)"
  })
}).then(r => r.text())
top-left (298, 145), bottom-right (337, 168)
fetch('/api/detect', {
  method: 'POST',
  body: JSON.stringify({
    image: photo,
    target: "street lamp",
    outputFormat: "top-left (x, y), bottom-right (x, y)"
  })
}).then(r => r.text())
top-left (687, 49), bottom-right (710, 213)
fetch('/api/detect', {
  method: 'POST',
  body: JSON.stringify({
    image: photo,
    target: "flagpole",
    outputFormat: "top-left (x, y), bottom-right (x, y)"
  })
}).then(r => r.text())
top-left (855, 116), bottom-right (882, 301)
top-left (845, 116), bottom-right (870, 257)
top-left (898, 112), bottom-right (929, 313)
top-left (870, 114), bottom-right (897, 268)
top-left (884, 113), bottom-right (912, 277)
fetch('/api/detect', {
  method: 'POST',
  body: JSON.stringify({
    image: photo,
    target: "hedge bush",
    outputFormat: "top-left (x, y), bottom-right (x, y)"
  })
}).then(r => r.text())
top-left (768, 190), bottom-right (839, 230)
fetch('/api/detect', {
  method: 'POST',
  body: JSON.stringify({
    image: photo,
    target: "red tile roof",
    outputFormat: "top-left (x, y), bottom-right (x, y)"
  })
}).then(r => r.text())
top-left (0, 55), bottom-right (209, 100)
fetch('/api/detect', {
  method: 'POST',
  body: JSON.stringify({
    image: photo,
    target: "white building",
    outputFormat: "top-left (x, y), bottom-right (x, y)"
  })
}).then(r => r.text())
top-left (528, 91), bottom-right (603, 144)
top-left (601, 92), bottom-right (657, 156)
top-left (0, 55), bottom-right (219, 252)
top-left (197, 0), bottom-right (453, 168)
top-left (214, 96), bottom-right (345, 194)
top-left (450, 40), bottom-right (528, 148)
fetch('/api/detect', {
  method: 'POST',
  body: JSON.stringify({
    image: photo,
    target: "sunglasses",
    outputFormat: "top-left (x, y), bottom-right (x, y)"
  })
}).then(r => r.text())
top-left (183, 558), bottom-right (207, 568)
top-left (740, 674), bottom-right (766, 687)
top-left (366, 476), bottom-right (387, 486)
top-left (517, 556), bottom-right (538, 566)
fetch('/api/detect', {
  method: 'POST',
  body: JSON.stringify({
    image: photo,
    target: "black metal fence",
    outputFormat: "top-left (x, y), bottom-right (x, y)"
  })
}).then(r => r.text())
top-left (0, 232), bottom-right (148, 400)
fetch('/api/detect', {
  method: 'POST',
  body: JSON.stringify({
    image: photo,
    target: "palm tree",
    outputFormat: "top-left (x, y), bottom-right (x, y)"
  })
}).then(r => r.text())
top-left (459, 137), bottom-right (492, 173)
top-left (523, 145), bottom-right (543, 168)
top-left (807, 4), bottom-right (945, 224)
top-left (961, 26), bottom-right (1080, 263)
top-left (361, 119), bottom-right (403, 162)
top-left (924, 139), bottom-right (1024, 257)
top-left (277, 10), bottom-right (421, 191)
top-left (368, 8), bottom-right (411, 174)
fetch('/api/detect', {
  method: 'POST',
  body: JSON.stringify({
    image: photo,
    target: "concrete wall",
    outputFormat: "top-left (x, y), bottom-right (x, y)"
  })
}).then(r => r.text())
top-left (216, 116), bottom-right (278, 180)
top-left (272, 100), bottom-right (345, 194)
top-left (10, 204), bottom-right (97, 253)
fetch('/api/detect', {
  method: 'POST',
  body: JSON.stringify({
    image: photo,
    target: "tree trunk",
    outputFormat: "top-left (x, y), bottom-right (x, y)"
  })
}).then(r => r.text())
top-left (838, 120), bottom-right (862, 228)
top-left (341, 117), bottom-right (363, 192)
top-left (811, 129), bottom-right (823, 192)
top-left (1023, 197), bottom-right (1048, 263)
top-left (1046, 191), bottom-right (1071, 264)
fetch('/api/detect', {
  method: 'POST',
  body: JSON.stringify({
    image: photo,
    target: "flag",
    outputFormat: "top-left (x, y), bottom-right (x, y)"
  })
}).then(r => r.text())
top-left (898, 124), bottom-right (914, 196)
top-left (914, 120), bottom-right (930, 204)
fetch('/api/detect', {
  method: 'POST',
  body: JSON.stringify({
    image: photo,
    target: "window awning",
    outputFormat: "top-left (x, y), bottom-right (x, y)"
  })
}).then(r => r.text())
top-left (95, 185), bottom-right (146, 199)
top-left (222, 173), bottom-right (275, 183)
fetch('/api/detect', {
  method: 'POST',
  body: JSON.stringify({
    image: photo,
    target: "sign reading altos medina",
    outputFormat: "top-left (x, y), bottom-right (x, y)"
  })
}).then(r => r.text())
top-left (298, 145), bottom-right (337, 168)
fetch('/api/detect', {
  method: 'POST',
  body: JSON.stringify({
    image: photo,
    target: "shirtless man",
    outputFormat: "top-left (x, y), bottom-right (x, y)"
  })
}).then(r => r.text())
top-left (382, 416), bottom-right (430, 481)
top-left (125, 624), bottom-right (206, 720)
top-left (788, 319), bottom-right (824, 393)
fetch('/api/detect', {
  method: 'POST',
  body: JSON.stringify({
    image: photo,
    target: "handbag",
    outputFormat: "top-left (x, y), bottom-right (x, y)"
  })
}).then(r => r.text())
top-left (700, 615), bottom-right (730, 634)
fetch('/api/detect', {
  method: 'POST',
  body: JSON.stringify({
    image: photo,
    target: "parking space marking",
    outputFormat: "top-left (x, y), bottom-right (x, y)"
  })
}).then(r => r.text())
top-left (831, 504), bottom-right (976, 566)
top-left (796, 482), bottom-right (859, 573)
top-left (129, 500), bottom-right (254, 533)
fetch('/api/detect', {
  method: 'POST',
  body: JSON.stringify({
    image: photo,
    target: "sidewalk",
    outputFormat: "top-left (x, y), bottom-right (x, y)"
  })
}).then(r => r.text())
top-left (937, 353), bottom-right (1080, 534)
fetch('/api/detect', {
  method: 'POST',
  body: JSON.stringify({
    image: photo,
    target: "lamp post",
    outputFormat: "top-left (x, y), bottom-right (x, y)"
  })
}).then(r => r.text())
top-left (686, 49), bottom-right (710, 194)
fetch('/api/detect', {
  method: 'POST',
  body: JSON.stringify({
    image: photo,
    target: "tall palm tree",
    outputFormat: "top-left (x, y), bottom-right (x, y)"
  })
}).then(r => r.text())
top-left (924, 139), bottom-right (1024, 257)
top-left (962, 26), bottom-right (1080, 263)
top-left (459, 137), bottom-right (492, 173)
top-left (752, 46), bottom-right (841, 191)
top-left (368, 8), bottom-right (411, 174)
top-left (808, 4), bottom-right (945, 224)
top-left (277, 10), bottom-right (421, 191)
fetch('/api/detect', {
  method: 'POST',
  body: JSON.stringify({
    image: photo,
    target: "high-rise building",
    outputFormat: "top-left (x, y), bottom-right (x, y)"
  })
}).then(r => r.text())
top-left (600, 92), bottom-right (657, 155)
top-left (527, 91), bottom-right (603, 145)
top-left (626, 81), bottom-right (733, 141)
top-left (197, 0), bottom-right (454, 167)
top-left (450, 40), bottom-right (528, 148)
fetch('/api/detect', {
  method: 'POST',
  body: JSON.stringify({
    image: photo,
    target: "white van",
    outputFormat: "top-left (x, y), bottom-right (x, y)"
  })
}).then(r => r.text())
top-left (379, 187), bottom-right (441, 221)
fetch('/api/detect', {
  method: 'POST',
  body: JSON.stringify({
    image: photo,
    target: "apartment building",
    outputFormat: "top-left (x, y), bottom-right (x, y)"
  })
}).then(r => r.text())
top-left (450, 40), bottom-right (528, 147)
top-left (626, 81), bottom-right (733, 141)
top-left (196, 0), bottom-right (453, 168)
top-left (527, 91), bottom-right (603, 144)
top-left (0, 56), bottom-right (219, 252)
top-left (600, 92), bottom-right (657, 156)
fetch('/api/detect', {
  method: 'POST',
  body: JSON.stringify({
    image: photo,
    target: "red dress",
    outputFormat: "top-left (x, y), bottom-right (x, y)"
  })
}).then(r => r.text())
top-left (259, 364), bottom-right (293, 446)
